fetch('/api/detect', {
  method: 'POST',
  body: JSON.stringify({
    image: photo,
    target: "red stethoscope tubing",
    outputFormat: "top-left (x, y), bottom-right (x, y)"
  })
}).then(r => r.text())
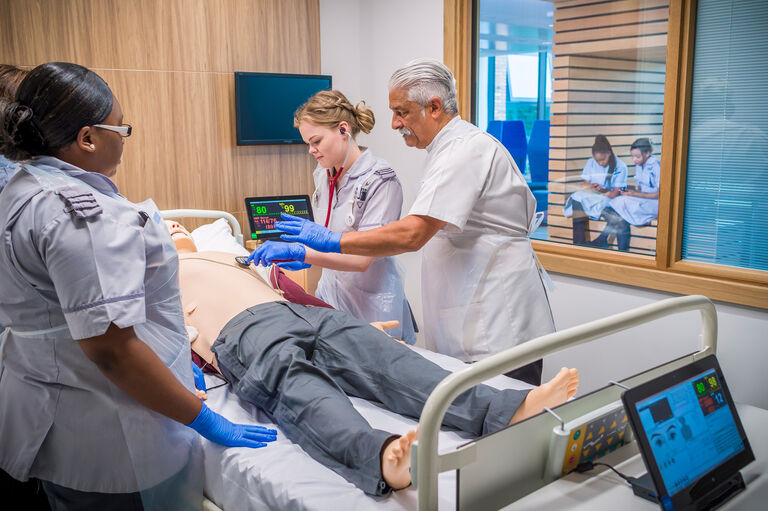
top-left (324, 168), bottom-right (342, 228)
top-left (323, 130), bottom-right (352, 228)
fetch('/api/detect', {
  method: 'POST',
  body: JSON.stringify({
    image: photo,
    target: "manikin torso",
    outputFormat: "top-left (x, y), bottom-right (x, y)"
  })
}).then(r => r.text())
top-left (177, 251), bottom-right (285, 370)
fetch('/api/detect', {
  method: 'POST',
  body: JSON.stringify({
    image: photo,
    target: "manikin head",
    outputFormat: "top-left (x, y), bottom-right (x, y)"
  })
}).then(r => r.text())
top-left (165, 220), bottom-right (197, 253)
top-left (0, 62), bottom-right (127, 178)
top-left (388, 59), bottom-right (459, 149)
top-left (294, 89), bottom-right (375, 170)
top-left (630, 138), bottom-right (653, 166)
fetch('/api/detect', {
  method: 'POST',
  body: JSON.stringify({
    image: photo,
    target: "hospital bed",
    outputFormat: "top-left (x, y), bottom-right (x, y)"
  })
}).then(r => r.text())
top-left (161, 210), bottom-right (722, 511)
top-left (161, 209), bottom-right (533, 511)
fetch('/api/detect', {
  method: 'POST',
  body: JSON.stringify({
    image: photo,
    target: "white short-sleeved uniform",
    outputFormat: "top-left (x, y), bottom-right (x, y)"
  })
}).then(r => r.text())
top-left (609, 155), bottom-right (661, 225)
top-left (563, 157), bottom-right (628, 220)
top-left (311, 149), bottom-right (415, 343)
top-left (0, 157), bottom-right (198, 494)
top-left (408, 117), bottom-right (554, 362)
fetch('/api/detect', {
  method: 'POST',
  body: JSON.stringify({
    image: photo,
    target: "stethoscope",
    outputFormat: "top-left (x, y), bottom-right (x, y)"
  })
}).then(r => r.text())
top-left (317, 127), bottom-right (367, 228)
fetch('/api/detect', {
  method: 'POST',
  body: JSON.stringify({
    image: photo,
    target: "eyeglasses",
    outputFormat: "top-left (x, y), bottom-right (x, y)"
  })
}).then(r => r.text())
top-left (92, 123), bottom-right (132, 137)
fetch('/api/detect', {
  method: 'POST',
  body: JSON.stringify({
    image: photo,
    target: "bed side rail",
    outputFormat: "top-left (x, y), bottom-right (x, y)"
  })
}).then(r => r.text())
top-left (414, 294), bottom-right (716, 510)
top-left (160, 209), bottom-right (244, 247)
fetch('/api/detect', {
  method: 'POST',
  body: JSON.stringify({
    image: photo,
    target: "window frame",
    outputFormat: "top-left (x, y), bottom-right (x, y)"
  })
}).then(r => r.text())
top-left (444, 0), bottom-right (768, 309)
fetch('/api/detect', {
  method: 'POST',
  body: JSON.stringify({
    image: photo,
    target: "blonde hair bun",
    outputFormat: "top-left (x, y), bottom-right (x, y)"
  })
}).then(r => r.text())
top-left (294, 89), bottom-right (375, 137)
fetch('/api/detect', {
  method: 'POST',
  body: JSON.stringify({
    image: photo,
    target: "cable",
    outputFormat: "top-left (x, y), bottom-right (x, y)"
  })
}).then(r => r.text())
top-left (575, 460), bottom-right (635, 486)
top-left (576, 459), bottom-right (659, 503)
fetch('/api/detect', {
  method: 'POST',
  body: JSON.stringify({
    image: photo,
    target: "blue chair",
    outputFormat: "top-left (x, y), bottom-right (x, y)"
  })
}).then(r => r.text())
top-left (527, 120), bottom-right (550, 215)
top-left (527, 120), bottom-right (549, 189)
top-left (487, 120), bottom-right (527, 172)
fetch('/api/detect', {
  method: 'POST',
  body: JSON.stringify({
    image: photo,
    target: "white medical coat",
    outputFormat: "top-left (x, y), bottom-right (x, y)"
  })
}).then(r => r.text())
top-left (563, 157), bottom-right (628, 220)
top-left (0, 157), bottom-right (197, 493)
top-left (408, 117), bottom-right (554, 362)
top-left (311, 149), bottom-right (415, 343)
top-left (609, 155), bottom-right (660, 225)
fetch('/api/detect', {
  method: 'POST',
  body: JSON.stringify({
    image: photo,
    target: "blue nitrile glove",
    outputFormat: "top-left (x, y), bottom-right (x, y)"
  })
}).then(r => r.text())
top-left (192, 363), bottom-right (206, 392)
top-left (276, 213), bottom-right (342, 253)
top-left (247, 240), bottom-right (307, 267)
top-left (276, 260), bottom-right (311, 271)
top-left (187, 403), bottom-right (277, 448)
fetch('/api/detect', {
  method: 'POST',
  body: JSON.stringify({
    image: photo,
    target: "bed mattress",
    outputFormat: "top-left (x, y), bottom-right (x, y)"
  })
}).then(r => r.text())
top-left (201, 346), bottom-right (531, 511)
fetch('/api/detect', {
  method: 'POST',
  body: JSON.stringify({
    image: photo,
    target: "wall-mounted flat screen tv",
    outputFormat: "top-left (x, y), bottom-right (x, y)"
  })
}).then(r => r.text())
top-left (235, 72), bottom-right (332, 145)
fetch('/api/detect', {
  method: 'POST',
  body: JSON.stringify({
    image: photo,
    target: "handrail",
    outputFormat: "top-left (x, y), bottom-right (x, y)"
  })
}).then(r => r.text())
top-left (415, 295), bottom-right (717, 510)
top-left (160, 209), bottom-right (244, 247)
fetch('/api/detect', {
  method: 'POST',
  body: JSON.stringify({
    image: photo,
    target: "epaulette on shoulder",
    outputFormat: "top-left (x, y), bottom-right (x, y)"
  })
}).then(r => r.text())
top-left (56, 186), bottom-right (103, 219)
top-left (373, 167), bottom-right (396, 178)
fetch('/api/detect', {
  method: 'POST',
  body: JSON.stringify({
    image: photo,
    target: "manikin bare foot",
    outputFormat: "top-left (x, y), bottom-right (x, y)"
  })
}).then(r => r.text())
top-left (509, 367), bottom-right (579, 425)
top-left (381, 428), bottom-right (418, 490)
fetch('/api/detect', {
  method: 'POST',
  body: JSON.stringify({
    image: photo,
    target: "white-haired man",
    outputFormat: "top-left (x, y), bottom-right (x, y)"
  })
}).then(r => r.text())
top-left (249, 59), bottom-right (552, 385)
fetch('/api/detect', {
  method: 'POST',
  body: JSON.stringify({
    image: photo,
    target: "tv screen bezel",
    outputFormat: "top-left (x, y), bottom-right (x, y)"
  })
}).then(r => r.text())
top-left (234, 71), bottom-right (332, 145)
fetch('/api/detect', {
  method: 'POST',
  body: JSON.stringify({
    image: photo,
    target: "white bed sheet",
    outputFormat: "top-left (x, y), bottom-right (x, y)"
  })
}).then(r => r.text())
top-left (201, 349), bottom-right (531, 511)
top-left (186, 218), bottom-right (533, 510)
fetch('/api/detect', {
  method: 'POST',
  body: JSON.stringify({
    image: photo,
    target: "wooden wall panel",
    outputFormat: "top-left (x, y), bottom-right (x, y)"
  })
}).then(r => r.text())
top-left (548, 0), bottom-right (669, 254)
top-left (0, 0), bottom-right (320, 232)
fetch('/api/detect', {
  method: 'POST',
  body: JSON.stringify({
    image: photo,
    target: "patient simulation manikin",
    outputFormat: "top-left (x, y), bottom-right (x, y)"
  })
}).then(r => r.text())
top-left (166, 222), bottom-right (580, 496)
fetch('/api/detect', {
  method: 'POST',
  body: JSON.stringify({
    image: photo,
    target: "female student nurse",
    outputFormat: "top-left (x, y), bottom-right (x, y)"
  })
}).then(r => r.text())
top-left (0, 62), bottom-right (274, 509)
top-left (609, 138), bottom-right (660, 225)
top-left (563, 134), bottom-right (628, 245)
top-left (248, 89), bottom-right (416, 344)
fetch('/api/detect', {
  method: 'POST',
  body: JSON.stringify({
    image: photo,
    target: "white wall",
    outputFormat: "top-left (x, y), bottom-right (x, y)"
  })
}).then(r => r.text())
top-left (320, 0), bottom-right (443, 338)
top-left (320, 0), bottom-right (768, 410)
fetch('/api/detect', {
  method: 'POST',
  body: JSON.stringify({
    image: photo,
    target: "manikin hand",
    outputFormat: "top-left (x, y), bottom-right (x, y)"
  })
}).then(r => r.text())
top-left (187, 403), bottom-right (278, 448)
top-left (370, 320), bottom-right (406, 345)
top-left (246, 240), bottom-right (310, 270)
top-left (276, 213), bottom-right (342, 253)
top-left (192, 362), bottom-right (207, 401)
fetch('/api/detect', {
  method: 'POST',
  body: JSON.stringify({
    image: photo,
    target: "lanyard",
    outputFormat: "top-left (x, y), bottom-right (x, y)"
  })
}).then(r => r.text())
top-left (323, 139), bottom-right (353, 228)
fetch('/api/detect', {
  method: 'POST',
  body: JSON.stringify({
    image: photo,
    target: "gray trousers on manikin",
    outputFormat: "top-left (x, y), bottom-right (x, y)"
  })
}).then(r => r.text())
top-left (212, 301), bottom-right (531, 496)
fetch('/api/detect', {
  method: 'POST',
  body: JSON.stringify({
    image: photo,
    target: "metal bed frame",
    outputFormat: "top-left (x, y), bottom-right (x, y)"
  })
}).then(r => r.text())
top-left (413, 294), bottom-right (716, 510)
top-left (160, 209), bottom-right (244, 246)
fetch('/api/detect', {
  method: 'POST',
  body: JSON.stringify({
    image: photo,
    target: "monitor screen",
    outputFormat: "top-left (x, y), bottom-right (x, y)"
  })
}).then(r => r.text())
top-left (634, 368), bottom-right (745, 496)
top-left (235, 72), bottom-right (331, 145)
top-left (244, 195), bottom-right (314, 241)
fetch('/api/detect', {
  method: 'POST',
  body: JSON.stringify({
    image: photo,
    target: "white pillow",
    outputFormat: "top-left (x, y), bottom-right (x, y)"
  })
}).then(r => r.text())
top-left (191, 218), bottom-right (249, 256)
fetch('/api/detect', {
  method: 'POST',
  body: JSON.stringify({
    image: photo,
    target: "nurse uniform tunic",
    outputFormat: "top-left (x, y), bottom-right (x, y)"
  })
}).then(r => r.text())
top-left (311, 149), bottom-right (416, 344)
top-left (609, 155), bottom-right (661, 225)
top-left (408, 116), bottom-right (554, 362)
top-left (563, 157), bottom-right (628, 220)
top-left (0, 157), bottom-right (199, 499)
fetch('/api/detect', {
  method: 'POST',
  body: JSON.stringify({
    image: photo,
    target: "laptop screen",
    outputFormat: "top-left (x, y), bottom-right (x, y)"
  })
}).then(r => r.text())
top-left (244, 195), bottom-right (314, 241)
top-left (634, 368), bottom-right (744, 496)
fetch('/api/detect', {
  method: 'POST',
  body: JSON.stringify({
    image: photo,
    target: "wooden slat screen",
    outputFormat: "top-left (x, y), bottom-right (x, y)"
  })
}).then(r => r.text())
top-left (549, 0), bottom-right (669, 255)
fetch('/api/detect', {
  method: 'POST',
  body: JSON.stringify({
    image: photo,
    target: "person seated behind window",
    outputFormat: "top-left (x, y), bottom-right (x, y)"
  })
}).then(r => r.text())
top-left (166, 221), bottom-right (580, 497)
top-left (589, 138), bottom-right (661, 251)
top-left (563, 135), bottom-right (628, 245)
